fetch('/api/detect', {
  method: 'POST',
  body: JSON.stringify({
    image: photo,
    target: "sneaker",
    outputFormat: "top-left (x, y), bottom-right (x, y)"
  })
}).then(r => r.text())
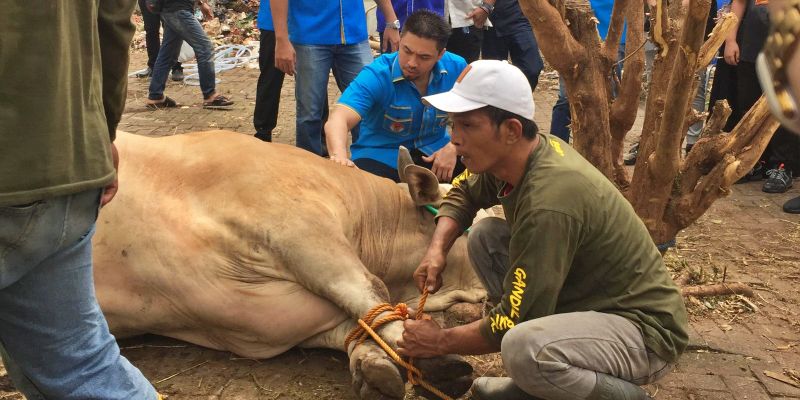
top-left (623, 143), bottom-right (639, 166)
top-left (736, 160), bottom-right (767, 184)
top-left (135, 67), bottom-right (152, 78)
top-left (171, 68), bottom-right (184, 82)
top-left (763, 164), bottom-right (793, 193)
top-left (784, 196), bottom-right (800, 214)
top-left (471, 377), bottom-right (539, 400)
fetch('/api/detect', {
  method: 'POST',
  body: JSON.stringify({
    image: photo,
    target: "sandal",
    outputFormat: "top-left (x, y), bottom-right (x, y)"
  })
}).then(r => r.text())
top-left (145, 96), bottom-right (178, 110)
top-left (203, 95), bottom-right (234, 110)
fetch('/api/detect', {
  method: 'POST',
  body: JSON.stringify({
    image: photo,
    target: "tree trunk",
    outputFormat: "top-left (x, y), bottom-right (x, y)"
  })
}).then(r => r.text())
top-left (518, 0), bottom-right (780, 247)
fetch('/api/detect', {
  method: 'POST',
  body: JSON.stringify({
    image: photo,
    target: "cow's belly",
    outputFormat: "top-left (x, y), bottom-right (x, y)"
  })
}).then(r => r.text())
top-left (100, 274), bottom-right (349, 359)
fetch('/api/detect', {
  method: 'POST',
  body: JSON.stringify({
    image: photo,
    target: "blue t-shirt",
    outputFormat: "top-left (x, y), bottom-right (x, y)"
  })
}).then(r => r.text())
top-left (257, 1), bottom-right (273, 31)
top-left (589, 0), bottom-right (625, 43)
top-left (338, 52), bottom-right (467, 168)
top-left (376, 0), bottom-right (445, 31)
top-left (288, 0), bottom-right (368, 45)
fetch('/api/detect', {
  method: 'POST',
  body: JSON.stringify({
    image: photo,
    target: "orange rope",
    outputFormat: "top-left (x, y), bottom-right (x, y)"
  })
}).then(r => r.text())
top-left (345, 290), bottom-right (452, 400)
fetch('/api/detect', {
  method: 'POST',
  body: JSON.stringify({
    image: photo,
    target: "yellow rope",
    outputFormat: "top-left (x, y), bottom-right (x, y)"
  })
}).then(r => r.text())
top-left (345, 290), bottom-right (453, 400)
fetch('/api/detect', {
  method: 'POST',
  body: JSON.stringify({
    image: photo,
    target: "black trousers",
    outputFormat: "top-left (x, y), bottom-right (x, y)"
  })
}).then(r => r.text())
top-left (736, 61), bottom-right (800, 172)
top-left (138, 0), bottom-right (181, 71)
top-left (253, 29), bottom-right (286, 136)
top-left (481, 26), bottom-right (544, 91)
top-left (354, 148), bottom-right (467, 183)
top-left (447, 26), bottom-right (484, 63)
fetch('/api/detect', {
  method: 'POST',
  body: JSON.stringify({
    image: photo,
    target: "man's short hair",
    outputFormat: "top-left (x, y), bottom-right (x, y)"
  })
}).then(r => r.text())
top-left (402, 10), bottom-right (450, 51)
top-left (480, 106), bottom-right (539, 139)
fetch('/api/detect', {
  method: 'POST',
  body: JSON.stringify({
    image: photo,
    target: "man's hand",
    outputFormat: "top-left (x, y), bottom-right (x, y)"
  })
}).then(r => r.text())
top-left (199, 2), bottom-right (214, 20)
top-left (330, 154), bottom-right (356, 168)
top-left (383, 28), bottom-right (400, 53)
top-left (724, 40), bottom-right (740, 65)
top-left (466, 7), bottom-right (489, 29)
top-left (414, 249), bottom-right (447, 293)
top-left (275, 37), bottom-right (296, 75)
top-left (100, 142), bottom-right (119, 207)
top-left (422, 143), bottom-right (457, 183)
top-left (396, 318), bottom-right (446, 358)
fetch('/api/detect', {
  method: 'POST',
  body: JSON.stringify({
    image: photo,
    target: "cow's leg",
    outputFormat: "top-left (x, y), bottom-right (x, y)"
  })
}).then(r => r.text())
top-left (299, 314), bottom-right (474, 400)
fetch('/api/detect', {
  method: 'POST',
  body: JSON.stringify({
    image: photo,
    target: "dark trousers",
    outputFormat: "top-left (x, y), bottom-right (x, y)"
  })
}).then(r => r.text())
top-left (736, 61), bottom-right (800, 172)
top-left (253, 29), bottom-right (286, 138)
top-left (138, 0), bottom-right (181, 71)
top-left (481, 27), bottom-right (543, 91)
top-left (447, 26), bottom-right (484, 63)
top-left (354, 148), bottom-right (467, 183)
top-left (709, 57), bottom-right (741, 132)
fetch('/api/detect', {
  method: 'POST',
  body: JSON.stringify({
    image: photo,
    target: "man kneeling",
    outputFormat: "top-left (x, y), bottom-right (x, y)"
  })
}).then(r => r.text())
top-left (397, 60), bottom-right (688, 400)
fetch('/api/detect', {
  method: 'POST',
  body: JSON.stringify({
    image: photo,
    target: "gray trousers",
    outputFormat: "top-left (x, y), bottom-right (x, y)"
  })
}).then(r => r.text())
top-left (467, 218), bottom-right (671, 400)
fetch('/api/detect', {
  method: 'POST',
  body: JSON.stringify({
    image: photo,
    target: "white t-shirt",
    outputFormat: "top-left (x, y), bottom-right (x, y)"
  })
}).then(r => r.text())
top-left (445, 0), bottom-right (493, 28)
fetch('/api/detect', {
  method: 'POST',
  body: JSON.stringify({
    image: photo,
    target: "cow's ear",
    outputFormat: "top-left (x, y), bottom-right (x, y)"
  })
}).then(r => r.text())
top-left (397, 146), bottom-right (414, 183)
top-left (405, 164), bottom-right (441, 206)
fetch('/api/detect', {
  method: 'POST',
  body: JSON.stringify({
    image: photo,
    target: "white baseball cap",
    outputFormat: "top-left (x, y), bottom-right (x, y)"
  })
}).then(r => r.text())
top-left (423, 59), bottom-right (535, 120)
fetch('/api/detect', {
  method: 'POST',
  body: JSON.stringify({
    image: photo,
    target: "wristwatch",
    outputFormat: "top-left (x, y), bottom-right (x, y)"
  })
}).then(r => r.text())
top-left (388, 19), bottom-right (401, 30)
top-left (479, 1), bottom-right (495, 14)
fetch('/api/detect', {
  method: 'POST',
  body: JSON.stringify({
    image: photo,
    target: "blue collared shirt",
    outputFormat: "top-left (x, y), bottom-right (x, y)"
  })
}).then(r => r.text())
top-left (257, 1), bottom-right (273, 31)
top-left (376, 0), bottom-right (445, 31)
top-left (338, 52), bottom-right (467, 168)
top-left (288, 0), bottom-right (368, 45)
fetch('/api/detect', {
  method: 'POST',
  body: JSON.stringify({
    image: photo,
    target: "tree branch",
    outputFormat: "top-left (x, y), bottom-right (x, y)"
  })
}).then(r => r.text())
top-left (519, 0), bottom-right (588, 73)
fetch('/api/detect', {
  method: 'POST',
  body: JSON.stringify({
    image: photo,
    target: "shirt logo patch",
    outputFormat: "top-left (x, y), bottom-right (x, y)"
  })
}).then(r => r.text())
top-left (390, 121), bottom-right (406, 133)
top-left (549, 138), bottom-right (565, 157)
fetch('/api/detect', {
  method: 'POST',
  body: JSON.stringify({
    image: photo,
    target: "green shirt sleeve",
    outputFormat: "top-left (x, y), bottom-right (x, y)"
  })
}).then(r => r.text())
top-left (98, 0), bottom-right (137, 141)
top-left (479, 207), bottom-right (584, 346)
top-left (436, 172), bottom-right (501, 229)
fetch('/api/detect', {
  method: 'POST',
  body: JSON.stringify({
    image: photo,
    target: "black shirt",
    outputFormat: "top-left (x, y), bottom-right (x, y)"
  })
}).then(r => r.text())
top-left (739, 0), bottom-right (769, 63)
top-left (162, 0), bottom-right (195, 13)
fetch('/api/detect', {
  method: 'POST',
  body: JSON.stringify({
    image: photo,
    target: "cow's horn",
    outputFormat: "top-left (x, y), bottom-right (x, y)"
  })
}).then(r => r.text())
top-left (404, 164), bottom-right (442, 206)
top-left (397, 145), bottom-right (414, 183)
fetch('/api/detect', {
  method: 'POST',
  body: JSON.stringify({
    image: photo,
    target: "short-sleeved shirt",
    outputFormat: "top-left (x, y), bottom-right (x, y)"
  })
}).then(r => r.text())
top-left (337, 52), bottom-right (467, 168)
top-left (437, 134), bottom-right (689, 363)
top-left (376, 0), bottom-right (445, 31)
top-left (288, 0), bottom-right (368, 45)
top-left (257, 1), bottom-right (273, 31)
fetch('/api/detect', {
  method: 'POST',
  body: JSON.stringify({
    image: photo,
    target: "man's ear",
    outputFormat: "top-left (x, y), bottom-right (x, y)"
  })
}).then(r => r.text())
top-left (502, 118), bottom-right (524, 145)
top-left (405, 164), bottom-right (442, 206)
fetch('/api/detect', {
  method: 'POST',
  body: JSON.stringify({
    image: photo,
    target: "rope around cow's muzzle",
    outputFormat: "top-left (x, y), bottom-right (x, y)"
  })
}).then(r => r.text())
top-left (344, 290), bottom-right (454, 400)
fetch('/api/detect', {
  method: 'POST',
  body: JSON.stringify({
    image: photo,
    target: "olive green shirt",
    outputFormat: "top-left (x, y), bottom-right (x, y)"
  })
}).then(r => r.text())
top-left (438, 134), bottom-right (689, 363)
top-left (0, 0), bottom-right (136, 206)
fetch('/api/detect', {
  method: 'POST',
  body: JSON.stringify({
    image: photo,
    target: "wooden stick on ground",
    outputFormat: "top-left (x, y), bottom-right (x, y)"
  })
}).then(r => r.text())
top-left (681, 283), bottom-right (754, 298)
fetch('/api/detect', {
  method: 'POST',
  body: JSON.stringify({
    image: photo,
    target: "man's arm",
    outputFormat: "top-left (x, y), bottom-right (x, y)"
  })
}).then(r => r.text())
top-left (465, 0), bottom-right (494, 29)
top-left (374, 0), bottom-right (400, 52)
top-left (97, 0), bottom-right (137, 141)
top-left (724, 0), bottom-right (746, 65)
top-left (397, 318), bottom-right (499, 358)
top-left (324, 105), bottom-right (363, 167)
top-left (271, 0), bottom-right (296, 75)
top-left (413, 216), bottom-right (463, 293)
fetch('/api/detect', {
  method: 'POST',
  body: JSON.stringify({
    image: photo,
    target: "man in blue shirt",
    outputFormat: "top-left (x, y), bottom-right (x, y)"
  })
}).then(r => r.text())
top-left (325, 10), bottom-right (467, 182)
top-left (271, 0), bottom-right (401, 156)
top-left (253, 2), bottom-right (282, 142)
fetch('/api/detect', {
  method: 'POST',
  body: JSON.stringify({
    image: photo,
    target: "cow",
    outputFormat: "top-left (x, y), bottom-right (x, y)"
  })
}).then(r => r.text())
top-left (93, 131), bottom-right (488, 399)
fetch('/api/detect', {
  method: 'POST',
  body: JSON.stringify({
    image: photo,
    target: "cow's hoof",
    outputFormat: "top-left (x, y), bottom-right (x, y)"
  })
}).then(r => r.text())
top-left (350, 343), bottom-right (405, 399)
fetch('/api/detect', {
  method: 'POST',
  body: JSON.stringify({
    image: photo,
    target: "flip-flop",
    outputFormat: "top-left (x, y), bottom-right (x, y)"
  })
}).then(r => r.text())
top-left (203, 95), bottom-right (234, 110)
top-left (145, 96), bottom-right (178, 110)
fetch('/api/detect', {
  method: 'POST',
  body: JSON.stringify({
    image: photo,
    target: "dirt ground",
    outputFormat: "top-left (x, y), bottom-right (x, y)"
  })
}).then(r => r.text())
top-left (0, 44), bottom-right (798, 399)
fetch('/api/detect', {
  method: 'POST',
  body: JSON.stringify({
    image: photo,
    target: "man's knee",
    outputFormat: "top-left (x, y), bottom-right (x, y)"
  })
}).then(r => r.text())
top-left (500, 325), bottom-right (566, 394)
top-left (467, 217), bottom-right (508, 256)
